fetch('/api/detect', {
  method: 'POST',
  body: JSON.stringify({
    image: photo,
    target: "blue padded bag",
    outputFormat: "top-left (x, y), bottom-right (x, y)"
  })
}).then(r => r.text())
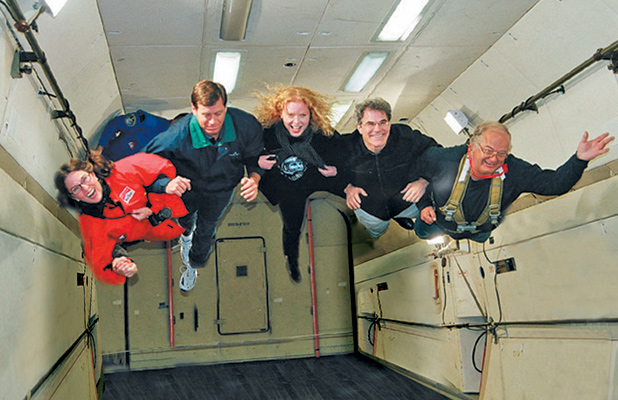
top-left (98, 110), bottom-right (170, 161)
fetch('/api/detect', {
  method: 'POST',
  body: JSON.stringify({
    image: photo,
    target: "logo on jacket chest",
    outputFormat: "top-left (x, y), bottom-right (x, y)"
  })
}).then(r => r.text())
top-left (119, 186), bottom-right (136, 204)
top-left (279, 155), bottom-right (306, 181)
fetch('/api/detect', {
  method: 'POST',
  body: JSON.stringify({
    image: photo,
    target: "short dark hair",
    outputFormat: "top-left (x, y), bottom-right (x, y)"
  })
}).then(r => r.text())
top-left (191, 80), bottom-right (228, 108)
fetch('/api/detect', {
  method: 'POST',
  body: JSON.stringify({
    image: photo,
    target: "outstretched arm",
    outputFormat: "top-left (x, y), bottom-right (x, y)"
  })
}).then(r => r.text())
top-left (576, 131), bottom-right (614, 161)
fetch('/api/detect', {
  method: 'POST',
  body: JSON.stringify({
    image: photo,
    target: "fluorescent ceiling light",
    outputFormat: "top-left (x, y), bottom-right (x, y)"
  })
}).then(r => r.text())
top-left (331, 101), bottom-right (353, 126)
top-left (43, 0), bottom-right (68, 17)
top-left (220, 0), bottom-right (253, 41)
top-left (213, 52), bottom-right (241, 94)
top-left (377, 0), bottom-right (429, 41)
top-left (344, 52), bottom-right (388, 93)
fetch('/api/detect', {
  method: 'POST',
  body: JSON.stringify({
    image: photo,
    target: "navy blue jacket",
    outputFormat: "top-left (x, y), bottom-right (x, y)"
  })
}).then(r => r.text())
top-left (142, 107), bottom-right (263, 207)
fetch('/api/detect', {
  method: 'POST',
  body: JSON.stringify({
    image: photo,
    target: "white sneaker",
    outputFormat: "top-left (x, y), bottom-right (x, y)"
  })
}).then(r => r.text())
top-left (179, 264), bottom-right (198, 291)
top-left (180, 232), bottom-right (193, 265)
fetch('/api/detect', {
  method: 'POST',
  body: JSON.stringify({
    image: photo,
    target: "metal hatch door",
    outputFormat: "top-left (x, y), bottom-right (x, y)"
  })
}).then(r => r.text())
top-left (215, 237), bottom-right (269, 335)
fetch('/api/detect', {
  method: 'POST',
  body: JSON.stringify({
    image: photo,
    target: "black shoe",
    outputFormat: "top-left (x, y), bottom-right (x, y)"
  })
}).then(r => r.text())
top-left (285, 256), bottom-right (301, 283)
top-left (393, 217), bottom-right (415, 230)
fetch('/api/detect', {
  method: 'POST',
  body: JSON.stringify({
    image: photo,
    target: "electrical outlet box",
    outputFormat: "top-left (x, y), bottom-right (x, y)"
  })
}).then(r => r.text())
top-left (495, 257), bottom-right (516, 274)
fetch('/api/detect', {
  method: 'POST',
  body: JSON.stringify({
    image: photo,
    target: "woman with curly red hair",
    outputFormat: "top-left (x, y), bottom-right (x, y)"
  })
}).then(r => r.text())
top-left (254, 86), bottom-right (345, 283)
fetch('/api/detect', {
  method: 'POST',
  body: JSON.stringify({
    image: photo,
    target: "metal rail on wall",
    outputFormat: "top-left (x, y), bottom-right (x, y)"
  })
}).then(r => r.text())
top-left (2, 0), bottom-right (89, 154)
top-left (499, 39), bottom-right (618, 124)
top-left (307, 201), bottom-right (321, 358)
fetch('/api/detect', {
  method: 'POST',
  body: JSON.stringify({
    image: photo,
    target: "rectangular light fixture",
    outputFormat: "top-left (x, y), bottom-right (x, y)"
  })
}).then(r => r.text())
top-left (377, 0), bottom-right (429, 41)
top-left (331, 101), bottom-right (353, 126)
top-left (220, 0), bottom-right (253, 41)
top-left (213, 52), bottom-right (242, 94)
top-left (343, 52), bottom-right (388, 93)
top-left (43, 0), bottom-right (69, 17)
top-left (444, 110), bottom-right (469, 135)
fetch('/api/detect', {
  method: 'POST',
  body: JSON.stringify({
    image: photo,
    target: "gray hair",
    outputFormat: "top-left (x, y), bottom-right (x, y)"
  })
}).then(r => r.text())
top-left (354, 98), bottom-right (392, 125)
top-left (470, 121), bottom-right (512, 152)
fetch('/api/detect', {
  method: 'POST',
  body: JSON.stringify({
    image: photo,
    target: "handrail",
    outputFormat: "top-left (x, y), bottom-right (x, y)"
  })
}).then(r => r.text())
top-left (307, 201), bottom-right (320, 358)
top-left (3, 0), bottom-right (89, 154)
top-left (167, 241), bottom-right (175, 347)
top-left (499, 39), bottom-right (618, 123)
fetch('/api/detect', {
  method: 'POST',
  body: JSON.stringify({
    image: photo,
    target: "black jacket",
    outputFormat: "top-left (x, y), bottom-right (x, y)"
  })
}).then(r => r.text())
top-left (259, 123), bottom-right (345, 204)
top-left (340, 124), bottom-right (438, 220)
top-left (417, 144), bottom-right (589, 239)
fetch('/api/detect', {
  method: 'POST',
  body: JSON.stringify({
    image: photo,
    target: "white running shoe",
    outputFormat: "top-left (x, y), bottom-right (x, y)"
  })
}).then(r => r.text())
top-left (179, 264), bottom-right (198, 291)
top-left (180, 232), bottom-right (193, 265)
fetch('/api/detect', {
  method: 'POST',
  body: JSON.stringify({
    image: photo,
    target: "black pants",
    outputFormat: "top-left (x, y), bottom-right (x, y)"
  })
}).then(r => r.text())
top-left (261, 172), bottom-right (345, 264)
top-left (178, 189), bottom-right (234, 268)
top-left (278, 192), bottom-right (309, 264)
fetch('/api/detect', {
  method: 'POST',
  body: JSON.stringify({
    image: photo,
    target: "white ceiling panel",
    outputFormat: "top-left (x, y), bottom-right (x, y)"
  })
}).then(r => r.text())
top-left (310, 0), bottom-right (397, 47)
top-left (98, 0), bottom-right (205, 46)
top-left (412, 0), bottom-right (539, 46)
top-left (92, 0), bottom-right (542, 131)
top-left (111, 46), bottom-right (202, 100)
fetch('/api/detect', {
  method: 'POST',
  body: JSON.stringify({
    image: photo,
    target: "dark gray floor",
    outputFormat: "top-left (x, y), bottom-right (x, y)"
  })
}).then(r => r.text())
top-left (102, 353), bottom-right (450, 400)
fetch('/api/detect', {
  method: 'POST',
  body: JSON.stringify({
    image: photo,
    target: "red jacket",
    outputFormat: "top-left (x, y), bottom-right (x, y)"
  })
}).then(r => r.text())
top-left (78, 153), bottom-right (187, 285)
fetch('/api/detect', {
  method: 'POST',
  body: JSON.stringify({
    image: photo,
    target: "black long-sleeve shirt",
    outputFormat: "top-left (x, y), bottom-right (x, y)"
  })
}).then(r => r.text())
top-left (418, 144), bottom-right (589, 238)
top-left (339, 124), bottom-right (438, 220)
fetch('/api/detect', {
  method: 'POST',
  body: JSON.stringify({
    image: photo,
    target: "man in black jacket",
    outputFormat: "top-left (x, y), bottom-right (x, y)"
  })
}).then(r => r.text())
top-left (415, 121), bottom-right (613, 242)
top-left (340, 98), bottom-right (439, 238)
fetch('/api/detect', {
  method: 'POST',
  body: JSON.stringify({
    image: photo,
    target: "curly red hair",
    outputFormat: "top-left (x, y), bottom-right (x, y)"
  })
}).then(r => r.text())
top-left (254, 85), bottom-right (334, 136)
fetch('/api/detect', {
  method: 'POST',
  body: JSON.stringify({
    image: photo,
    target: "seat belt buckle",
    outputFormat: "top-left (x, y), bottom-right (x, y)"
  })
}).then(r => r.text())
top-left (457, 224), bottom-right (477, 233)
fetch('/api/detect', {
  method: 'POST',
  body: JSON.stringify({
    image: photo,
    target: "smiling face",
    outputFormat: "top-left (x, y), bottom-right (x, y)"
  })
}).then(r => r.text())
top-left (470, 128), bottom-right (511, 178)
top-left (191, 97), bottom-right (227, 139)
top-left (281, 100), bottom-right (311, 137)
top-left (64, 170), bottom-right (103, 204)
top-left (357, 108), bottom-right (391, 153)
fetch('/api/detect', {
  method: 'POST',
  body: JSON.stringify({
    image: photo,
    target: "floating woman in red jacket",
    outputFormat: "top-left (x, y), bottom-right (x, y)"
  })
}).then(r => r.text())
top-left (54, 149), bottom-right (191, 285)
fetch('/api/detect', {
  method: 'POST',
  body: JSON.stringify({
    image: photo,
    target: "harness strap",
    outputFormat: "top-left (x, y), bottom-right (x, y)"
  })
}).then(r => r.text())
top-left (437, 153), bottom-right (504, 234)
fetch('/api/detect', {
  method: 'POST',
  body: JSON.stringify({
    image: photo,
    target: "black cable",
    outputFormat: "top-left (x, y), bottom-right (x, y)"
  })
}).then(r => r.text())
top-left (440, 260), bottom-right (447, 325)
top-left (482, 240), bottom-right (493, 264)
top-left (482, 241), bottom-right (503, 323)
top-left (471, 331), bottom-right (487, 373)
top-left (493, 269), bottom-right (503, 324)
top-left (28, 316), bottom-right (99, 398)
top-left (0, 1), bottom-right (89, 157)
top-left (0, 0), bottom-right (19, 22)
top-left (371, 289), bottom-right (385, 347)
top-left (358, 314), bottom-right (618, 331)
top-left (367, 314), bottom-right (379, 346)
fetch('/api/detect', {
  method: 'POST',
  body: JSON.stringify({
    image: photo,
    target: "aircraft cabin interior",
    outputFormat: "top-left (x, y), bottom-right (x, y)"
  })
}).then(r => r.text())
top-left (1, 0), bottom-right (618, 399)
